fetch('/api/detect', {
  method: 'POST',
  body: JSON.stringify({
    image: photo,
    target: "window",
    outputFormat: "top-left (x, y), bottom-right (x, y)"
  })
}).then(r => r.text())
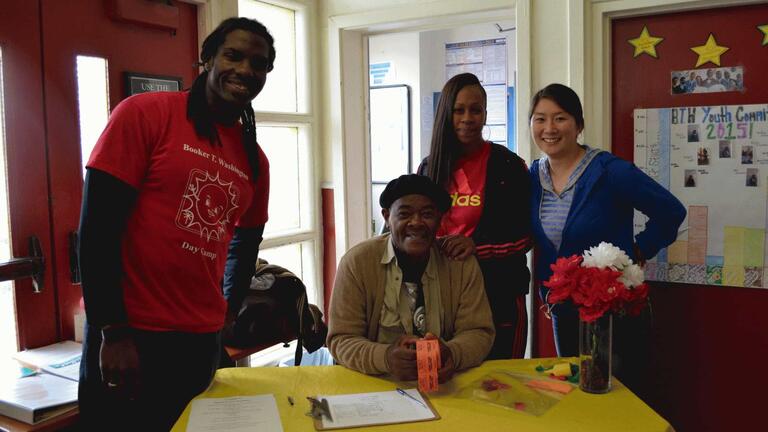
top-left (239, 1), bottom-right (319, 308)
top-left (240, 0), bottom-right (299, 113)
top-left (75, 56), bottom-right (110, 176)
top-left (0, 49), bottom-right (18, 360)
top-left (259, 240), bottom-right (317, 304)
top-left (257, 126), bottom-right (302, 234)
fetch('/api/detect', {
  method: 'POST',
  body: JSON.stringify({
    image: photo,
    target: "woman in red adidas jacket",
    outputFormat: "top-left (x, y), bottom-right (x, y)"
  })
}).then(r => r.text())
top-left (419, 72), bottom-right (532, 359)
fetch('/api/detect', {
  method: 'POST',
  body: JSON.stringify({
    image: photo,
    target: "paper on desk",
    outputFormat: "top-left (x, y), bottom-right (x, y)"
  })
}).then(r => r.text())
top-left (319, 389), bottom-right (436, 429)
top-left (186, 395), bottom-right (283, 432)
top-left (13, 341), bottom-right (82, 382)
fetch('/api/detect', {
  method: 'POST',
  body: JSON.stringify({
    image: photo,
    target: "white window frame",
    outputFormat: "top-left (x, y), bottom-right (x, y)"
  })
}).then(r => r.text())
top-left (195, 0), bottom-right (322, 308)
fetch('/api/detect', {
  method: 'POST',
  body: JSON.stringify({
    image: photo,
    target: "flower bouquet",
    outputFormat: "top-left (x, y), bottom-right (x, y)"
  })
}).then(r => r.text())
top-left (543, 242), bottom-right (649, 393)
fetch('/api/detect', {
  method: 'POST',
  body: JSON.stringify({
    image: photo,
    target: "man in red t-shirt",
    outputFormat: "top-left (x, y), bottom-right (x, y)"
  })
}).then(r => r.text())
top-left (78, 18), bottom-right (274, 431)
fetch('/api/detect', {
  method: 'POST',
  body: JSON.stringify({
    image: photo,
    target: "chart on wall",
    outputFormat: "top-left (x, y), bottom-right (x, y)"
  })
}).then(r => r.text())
top-left (634, 103), bottom-right (768, 289)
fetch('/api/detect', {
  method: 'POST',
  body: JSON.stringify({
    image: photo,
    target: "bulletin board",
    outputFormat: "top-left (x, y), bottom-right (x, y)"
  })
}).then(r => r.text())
top-left (634, 103), bottom-right (768, 288)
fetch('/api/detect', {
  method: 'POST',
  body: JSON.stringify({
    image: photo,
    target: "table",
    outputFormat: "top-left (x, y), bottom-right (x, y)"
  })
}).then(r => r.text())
top-left (171, 358), bottom-right (675, 431)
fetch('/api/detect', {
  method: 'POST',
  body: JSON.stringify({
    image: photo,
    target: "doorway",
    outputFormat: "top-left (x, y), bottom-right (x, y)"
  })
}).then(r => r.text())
top-left (367, 21), bottom-right (517, 237)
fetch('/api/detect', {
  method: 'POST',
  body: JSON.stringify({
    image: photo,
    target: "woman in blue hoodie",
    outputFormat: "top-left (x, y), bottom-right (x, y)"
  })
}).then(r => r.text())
top-left (529, 84), bottom-right (685, 395)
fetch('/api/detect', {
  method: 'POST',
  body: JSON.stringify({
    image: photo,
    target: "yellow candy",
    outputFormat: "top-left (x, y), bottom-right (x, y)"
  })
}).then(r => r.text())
top-left (551, 363), bottom-right (572, 377)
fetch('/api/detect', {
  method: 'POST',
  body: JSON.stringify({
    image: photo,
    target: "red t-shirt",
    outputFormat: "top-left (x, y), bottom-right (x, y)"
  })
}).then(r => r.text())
top-left (438, 141), bottom-right (490, 237)
top-left (87, 91), bottom-right (270, 333)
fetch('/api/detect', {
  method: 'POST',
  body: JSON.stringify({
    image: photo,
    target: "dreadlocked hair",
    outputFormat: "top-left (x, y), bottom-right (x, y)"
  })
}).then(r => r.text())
top-left (186, 17), bottom-right (276, 184)
top-left (426, 73), bottom-right (486, 188)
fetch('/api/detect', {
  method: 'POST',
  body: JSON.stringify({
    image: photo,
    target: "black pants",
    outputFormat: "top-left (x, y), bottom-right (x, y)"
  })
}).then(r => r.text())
top-left (78, 322), bottom-right (221, 432)
top-left (551, 301), bottom-right (652, 398)
top-left (486, 295), bottom-right (528, 360)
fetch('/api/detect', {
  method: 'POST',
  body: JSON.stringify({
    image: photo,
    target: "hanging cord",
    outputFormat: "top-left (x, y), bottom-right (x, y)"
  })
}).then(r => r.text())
top-left (239, 104), bottom-right (260, 183)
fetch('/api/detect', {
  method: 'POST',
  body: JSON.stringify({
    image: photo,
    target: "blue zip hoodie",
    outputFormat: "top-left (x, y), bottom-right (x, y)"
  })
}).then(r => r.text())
top-left (530, 151), bottom-right (686, 300)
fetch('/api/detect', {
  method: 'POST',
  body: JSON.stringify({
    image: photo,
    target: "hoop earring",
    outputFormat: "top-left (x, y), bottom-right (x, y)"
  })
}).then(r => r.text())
top-left (482, 125), bottom-right (491, 142)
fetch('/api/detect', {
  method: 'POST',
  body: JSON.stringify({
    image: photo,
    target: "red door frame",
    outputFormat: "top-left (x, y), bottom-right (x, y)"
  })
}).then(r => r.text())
top-left (0, 0), bottom-right (60, 349)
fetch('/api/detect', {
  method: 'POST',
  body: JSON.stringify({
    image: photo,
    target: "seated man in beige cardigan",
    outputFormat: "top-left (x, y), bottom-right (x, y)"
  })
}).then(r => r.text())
top-left (327, 174), bottom-right (494, 382)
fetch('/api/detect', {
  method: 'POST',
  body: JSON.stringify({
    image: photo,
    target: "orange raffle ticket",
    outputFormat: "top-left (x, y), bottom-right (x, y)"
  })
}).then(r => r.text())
top-left (416, 339), bottom-right (440, 393)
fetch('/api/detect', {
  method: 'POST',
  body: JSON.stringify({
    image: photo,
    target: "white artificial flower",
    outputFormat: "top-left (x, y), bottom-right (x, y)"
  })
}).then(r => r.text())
top-left (581, 242), bottom-right (631, 270)
top-left (619, 263), bottom-right (646, 288)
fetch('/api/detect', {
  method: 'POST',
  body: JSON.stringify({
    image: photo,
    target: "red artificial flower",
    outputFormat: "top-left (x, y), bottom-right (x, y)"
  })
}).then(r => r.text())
top-left (544, 255), bottom-right (583, 303)
top-left (624, 283), bottom-right (649, 316)
top-left (544, 251), bottom-right (649, 323)
top-left (579, 303), bottom-right (608, 322)
top-left (550, 255), bottom-right (583, 275)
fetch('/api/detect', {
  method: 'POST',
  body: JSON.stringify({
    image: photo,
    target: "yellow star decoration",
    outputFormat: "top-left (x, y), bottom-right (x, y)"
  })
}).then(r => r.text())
top-left (759, 24), bottom-right (768, 46)
top-left (628, 26), bottom-right (664, 58)
top-left (691, 34), bottom-right (729, 67)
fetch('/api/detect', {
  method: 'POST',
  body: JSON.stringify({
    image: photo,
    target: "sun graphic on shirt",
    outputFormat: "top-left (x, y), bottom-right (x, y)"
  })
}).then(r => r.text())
top-left (175, 169), bottom-right (240, 241)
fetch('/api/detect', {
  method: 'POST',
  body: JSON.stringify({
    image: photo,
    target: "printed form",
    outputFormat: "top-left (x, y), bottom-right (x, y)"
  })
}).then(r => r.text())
top-left (319, 389), bottom-right (436, 429)
top-left (186, 395), bottom-right (283, 432)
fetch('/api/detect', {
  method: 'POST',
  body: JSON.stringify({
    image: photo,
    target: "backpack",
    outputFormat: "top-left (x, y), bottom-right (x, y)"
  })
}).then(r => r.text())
top-left (224, 259), bottom-right (328, 366)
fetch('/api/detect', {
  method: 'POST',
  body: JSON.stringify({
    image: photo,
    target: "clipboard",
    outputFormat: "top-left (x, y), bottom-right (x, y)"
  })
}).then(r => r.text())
top-left (309, 389), bottom-right (440, 430)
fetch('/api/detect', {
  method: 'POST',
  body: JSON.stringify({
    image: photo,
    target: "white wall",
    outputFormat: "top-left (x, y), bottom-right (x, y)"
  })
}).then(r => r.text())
top-left (530, 1), bottom-right (569, 97)
top-left (324, 0), bottom-right (456, 17)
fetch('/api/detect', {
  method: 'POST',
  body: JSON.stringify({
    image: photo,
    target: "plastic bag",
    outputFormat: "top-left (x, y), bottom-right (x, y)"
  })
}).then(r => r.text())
top-left (455, 370), bottom-right (575, 416)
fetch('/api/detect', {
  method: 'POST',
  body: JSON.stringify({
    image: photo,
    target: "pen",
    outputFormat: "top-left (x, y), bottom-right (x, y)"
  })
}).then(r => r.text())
top-left (396, 388), bottom-right (427, 408)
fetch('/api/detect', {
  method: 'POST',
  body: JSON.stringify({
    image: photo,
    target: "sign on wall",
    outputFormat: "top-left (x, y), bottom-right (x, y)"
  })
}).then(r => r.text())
top-left (634, 103), bottom-right (768, 288)
top-left (369, 62), bottom-right (396, 86)
top-left (124, 72), bottom-right (181, 97)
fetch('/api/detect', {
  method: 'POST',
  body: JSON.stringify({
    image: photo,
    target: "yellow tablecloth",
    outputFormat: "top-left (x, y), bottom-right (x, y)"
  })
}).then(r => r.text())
top-left (172, 358), bottom-right (674, 431)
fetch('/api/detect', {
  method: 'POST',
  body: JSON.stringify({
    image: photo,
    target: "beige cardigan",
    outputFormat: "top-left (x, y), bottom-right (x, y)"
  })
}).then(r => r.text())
top-left (327, 234), bottom-right (495, 375)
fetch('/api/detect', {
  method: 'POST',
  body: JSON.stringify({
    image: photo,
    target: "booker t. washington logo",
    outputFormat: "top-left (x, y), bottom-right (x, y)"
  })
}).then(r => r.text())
top-left (450, 192), bottom-right (482, 207)
top-left (176, 169), bottom-right (240, 241)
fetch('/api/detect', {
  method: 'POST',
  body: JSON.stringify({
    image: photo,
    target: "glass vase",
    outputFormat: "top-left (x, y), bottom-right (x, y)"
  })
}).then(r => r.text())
top-left (579, 314), bottom-right (612, 393)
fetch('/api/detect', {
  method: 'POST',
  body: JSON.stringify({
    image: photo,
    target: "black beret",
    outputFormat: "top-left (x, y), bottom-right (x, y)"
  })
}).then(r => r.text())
top-left (379, 174), bottom-right (451, 212)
